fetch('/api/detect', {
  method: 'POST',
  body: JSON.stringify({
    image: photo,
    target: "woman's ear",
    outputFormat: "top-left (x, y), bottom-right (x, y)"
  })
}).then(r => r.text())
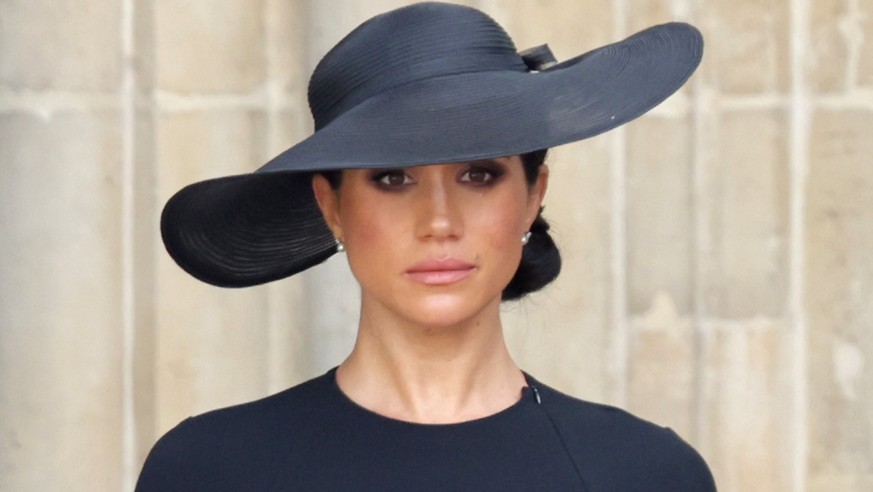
top-left (312, 174), bottom-right (343, 239)
top-left (527, 165), bottom-right (549, 226)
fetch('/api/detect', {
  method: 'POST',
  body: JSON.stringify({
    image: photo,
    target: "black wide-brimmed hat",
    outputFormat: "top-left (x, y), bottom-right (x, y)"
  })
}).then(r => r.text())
top-left (161, 1), bottom-right (703, 287)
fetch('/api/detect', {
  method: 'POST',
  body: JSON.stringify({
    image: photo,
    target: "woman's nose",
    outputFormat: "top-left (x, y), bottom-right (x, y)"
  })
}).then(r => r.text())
top-left (414, 175), bottom-right (462, 240)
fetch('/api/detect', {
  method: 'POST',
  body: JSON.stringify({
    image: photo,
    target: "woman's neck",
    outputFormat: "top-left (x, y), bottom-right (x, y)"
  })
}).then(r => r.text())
top-left (335, 296), bottom-right (526, 424)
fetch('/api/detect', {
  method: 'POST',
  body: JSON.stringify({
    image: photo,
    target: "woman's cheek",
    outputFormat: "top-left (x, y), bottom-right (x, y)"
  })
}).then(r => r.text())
top-left (479, 204), bottom-right (527, 251)
top-left (345, 201), bottom-right (392, 245)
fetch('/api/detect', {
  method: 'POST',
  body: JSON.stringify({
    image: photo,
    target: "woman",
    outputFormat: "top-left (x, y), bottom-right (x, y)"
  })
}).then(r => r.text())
top-left (139, 2), bottom-right (715, 490)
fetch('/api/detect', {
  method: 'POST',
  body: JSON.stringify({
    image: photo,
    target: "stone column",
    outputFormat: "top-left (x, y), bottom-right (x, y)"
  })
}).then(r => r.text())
top-left (0, 1), bottom-right (126, 490)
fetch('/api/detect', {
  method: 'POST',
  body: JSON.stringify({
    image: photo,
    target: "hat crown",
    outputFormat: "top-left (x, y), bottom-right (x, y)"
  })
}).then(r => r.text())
top-left (307, 2), bottom-right (526, 130)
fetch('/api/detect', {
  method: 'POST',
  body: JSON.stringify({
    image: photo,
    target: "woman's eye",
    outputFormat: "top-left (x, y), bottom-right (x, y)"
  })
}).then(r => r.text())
top-left (460, 166), bottom-right (501, 185)
top-left (374, 170), bottom-right (412, 188)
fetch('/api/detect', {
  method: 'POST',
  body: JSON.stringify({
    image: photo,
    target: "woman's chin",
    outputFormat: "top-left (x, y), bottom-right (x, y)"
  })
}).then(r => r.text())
top-left (399, 293), bottom-right (500, 330)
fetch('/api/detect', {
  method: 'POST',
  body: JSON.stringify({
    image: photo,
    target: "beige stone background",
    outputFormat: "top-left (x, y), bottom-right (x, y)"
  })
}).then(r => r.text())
top-left (1, 0), bottom-right (872, 490)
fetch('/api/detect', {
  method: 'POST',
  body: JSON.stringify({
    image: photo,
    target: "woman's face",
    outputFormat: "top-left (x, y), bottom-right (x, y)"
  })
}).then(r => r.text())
top-left (313, 156), bottom-right (547, 329)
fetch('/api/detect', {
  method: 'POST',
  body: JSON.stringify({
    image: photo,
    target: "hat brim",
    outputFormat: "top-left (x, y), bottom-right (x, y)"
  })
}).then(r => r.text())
top-left (162, 22), bottom-right (703, 287)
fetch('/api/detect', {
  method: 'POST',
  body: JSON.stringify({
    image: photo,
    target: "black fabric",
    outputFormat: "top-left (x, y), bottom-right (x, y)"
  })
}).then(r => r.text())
top-left (137, 369), bottom-right (716, 491)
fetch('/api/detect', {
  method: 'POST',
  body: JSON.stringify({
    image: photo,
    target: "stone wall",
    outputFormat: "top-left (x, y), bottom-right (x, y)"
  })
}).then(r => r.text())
top-left (1, 1), bottom-right (871, 490)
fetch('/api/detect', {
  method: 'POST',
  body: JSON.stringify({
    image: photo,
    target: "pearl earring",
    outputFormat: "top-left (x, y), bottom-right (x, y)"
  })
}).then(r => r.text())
top-left (521, 231), bottom-right (532, 245)
top-left (336, 239), bottom-right (346, 253)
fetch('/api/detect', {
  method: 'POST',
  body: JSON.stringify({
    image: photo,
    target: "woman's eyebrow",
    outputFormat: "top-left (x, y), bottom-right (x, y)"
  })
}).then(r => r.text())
top-left (466, 158), bottom-right (505, 166)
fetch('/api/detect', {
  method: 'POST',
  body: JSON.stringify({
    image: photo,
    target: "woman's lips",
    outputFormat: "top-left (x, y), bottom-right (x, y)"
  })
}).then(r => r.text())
top-left (405, 259), bottom-right (476, 285)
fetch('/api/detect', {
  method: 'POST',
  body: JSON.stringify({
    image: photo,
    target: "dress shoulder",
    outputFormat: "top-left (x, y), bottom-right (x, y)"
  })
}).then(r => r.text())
top-left (135, 373), bottom-right (331, 491)
top-left (532, 379), bottom-right (717, 491)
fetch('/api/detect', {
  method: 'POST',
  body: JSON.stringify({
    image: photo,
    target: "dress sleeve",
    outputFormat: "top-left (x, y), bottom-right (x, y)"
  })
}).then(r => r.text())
top-left (135, 418), bottom-right (203, 492)
top-left (657, 427), bottom-right (718, 491)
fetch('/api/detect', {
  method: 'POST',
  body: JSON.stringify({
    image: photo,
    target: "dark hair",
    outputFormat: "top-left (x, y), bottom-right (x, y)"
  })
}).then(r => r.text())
top-left (317, 149), bottom-right (561, 301)
top-left (502, 149), bottom-right (561, 301)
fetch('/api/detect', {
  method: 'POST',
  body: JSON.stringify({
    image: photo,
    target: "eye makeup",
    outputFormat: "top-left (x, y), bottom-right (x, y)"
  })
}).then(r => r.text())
top-left (460, 160), bottom-right (507, 186)
top-left (366, 159), bottom-right (510, 191)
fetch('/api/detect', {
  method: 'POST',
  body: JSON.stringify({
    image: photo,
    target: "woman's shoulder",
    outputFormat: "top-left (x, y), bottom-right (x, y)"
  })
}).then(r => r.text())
top-left (530, 377), bottom-right (717, 491)
top-left (158, 369), bottom-right (332, 440)
top-left (135, 371), bottom-right (334, 491)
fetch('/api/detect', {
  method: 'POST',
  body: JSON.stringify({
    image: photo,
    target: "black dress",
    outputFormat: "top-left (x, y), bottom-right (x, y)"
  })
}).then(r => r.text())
top-left (136, 369), bottom-right (716, 491)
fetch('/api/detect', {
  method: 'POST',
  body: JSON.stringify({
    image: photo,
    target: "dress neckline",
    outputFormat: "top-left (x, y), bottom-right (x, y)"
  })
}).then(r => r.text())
top-left (324, 367), bottom-right (540, 428)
